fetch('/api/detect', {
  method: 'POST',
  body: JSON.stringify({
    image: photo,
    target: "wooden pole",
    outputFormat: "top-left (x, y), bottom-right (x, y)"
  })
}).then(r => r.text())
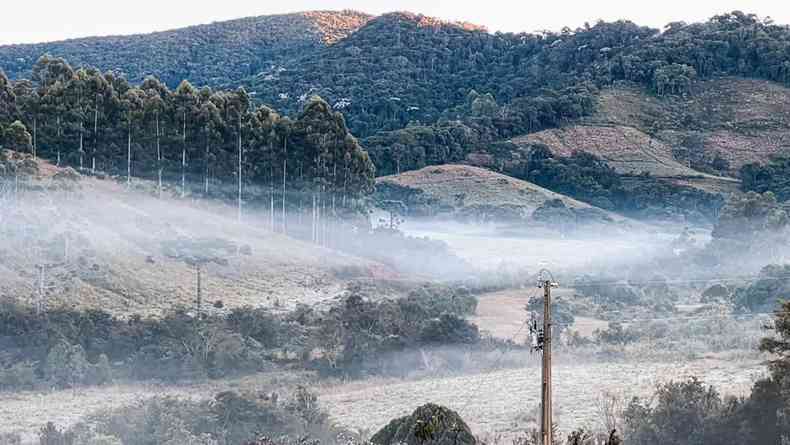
top-left (541, 279), bottom-right (553, 445)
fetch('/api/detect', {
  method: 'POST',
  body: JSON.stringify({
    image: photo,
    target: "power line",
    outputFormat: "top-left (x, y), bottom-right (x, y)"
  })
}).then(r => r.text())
top-left (565, 274), bottom-right (790, 287)
top-left (569, 311), bottom-right (778, 330)
top-left (454, 286), bottom-right (540, 418)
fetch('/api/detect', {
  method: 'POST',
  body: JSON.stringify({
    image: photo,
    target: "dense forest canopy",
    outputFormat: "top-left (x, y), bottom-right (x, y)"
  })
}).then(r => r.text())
top-left (0, 56), bottom-right (375, 207)
top-left (249, 10), bottom-right (790, 141)
top-left (0, 11), bottom-right (373, 87)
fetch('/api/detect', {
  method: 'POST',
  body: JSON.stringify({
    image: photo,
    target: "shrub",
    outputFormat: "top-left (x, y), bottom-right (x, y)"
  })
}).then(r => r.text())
top-left (419, 314), bottom-right (480, 345)
top-left (0, 360), bottom-right (36, 390)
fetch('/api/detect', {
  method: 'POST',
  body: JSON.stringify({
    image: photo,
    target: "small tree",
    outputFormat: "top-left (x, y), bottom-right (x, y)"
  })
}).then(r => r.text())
top-left (4, 120), bottom-right (32, 152)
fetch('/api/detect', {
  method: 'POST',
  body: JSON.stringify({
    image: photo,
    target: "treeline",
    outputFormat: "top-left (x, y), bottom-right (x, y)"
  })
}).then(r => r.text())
top-left (491, 142), bottom-right (722, 222)
top-left (740, 153), bottom-right (790, 202)
top-left (6, 12), bottom-right (790, 183)
top-left (247, 11), bottom-right (790, 177)
top-left (0, 285), bottom-right (478, 390)
top-left (0, 56), bottom-right (375, 207)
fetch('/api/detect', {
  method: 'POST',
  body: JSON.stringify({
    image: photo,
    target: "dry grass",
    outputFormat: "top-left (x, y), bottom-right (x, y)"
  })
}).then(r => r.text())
top-left (510, 77), bottom-right (790, 192)
top-left (318, 357), bottom-right (763, 438)
top-left (591, 78), bottom-right (790, 170)
top-left (0, 157), bottom-right (383, 316)
top-left (377, 164), bottom-right (623, 220)
top-left (513, 125), bottom-right (717, 179)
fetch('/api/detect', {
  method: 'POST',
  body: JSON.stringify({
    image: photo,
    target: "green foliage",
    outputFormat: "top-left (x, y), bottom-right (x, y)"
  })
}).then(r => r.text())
top-left (623, 378), bottom-right (726, 445)
top-left (760, 300), bottom-right (790, 383)
top-left (64, 389), bottom-right (342, 445)
top-left (490, 144), bottom-right (723, 222)
top-left (371, 403), bottom-right (475, 445)
top-left (712, 191), bottom-right (789, 240)
top-left (4, 12), bottom-right (790, 189)
top-left (623, 301), bottom-right (790, 444)
top-left (3, 120), bottom-right (31, 151)
top-left (316, 289), bottom-right (480, 375)
top-left (0, 56), bottom-right (375, 206)
top-left (0, 360), bottom-right (36, 390)
top-left (734, 265), bottom-right (790, 312)
top-left (0, 286), bottom-right (481, 389)
top-left (0, 12), bottom-right (372, 87)
top-left (653, 64), bottom-right (697, 96)
top-left (594, 322), bottom-right (641, 346)
top-left (39, 422), bottom-right (76, 445)
top-left (526, 297), bottom-right (575, 338)
top-left (741, 154), bottom-right (790, 202)
top-left (418, 314), bottom-right (480, 345)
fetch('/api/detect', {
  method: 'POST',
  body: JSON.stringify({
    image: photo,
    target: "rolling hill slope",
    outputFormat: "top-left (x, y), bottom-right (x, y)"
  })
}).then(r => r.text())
top-left (591, 77), bottom-right (790, 171)
top-left (0, 152), bottom-right (383, 316)
top-left (376, 164), bottom-right (622, 224)
top-left (506, 77), bottom-right (790, 196)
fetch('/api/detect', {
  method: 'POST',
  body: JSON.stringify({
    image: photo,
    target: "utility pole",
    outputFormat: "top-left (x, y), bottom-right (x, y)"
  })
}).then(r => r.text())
top-left (196, 263), bottom-right (202, 318)
top-left (37, 264), bottom-right (45, 316)
top-left (539, 278), bottom-right (558, 445)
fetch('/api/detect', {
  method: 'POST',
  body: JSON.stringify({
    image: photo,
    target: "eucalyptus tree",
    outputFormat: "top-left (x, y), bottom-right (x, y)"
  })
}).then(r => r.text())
top-left (276, 117), bottom-right (292, 233)
top-left (65, 69), bottom-right (90, 170)
top-left (174, 80), bottom-right (199, 198)
top-left (82, 68), bottom-right (111, 173)
top-left (13, 80), bottom-right (40, 158)
top-left (226, 88), bottom-right (250, 221)
top-left (122, 88), bottom-right (145, 186)
top-left (198, 91), bottom-right (221, 195)
top-left (0, 71), bottom-right (15, 125)
top-left (142, 78), bottom-right (169, 197)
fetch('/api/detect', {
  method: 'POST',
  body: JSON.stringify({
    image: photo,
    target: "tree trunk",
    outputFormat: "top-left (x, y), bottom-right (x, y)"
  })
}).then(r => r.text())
top-left (181, 111), bottom-right (186, 198)
top-left (156, 113), bottom-right (162, 198)
top-left (127, 120), bottom-right (132, 186)
top-left (204, 127), bottom-right (210, 196)
top-left (270, 145), bottom-right (275, 231)
top-left (282, 137), bottom-right (287, 234)
top-left (79, 122), bottom-right (84, 170)
top-left (93, 100), bottom-right (98, 174)
top-left (56, 115), bottom-right (61, 166)
top-left (237, 114), bottom-right (242, 222)
top-left (32, 117), bottom-right (37, 159)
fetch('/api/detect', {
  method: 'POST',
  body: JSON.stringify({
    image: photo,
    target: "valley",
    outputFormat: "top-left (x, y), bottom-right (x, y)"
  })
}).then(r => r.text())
top-left (1, 6), bottom-right (790, 445)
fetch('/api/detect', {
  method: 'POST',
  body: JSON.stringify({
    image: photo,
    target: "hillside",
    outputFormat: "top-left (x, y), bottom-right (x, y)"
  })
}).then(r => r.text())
top-left (591, 77), bottom-right (790, 171)
top-left (0, 10), bottom-right (372, 87)
top-left (376, 164), bottom-right (620, 224)
top-left (0, 152), bottom-right (384, 316)
top-left (513, 125), bottom-right (704, 178)
top-left (245, 12), bottom-right (514, 137)
top-left (3, 11), bottom-right (790, 225)
top-left (507, 77), bottom-right (790, 195)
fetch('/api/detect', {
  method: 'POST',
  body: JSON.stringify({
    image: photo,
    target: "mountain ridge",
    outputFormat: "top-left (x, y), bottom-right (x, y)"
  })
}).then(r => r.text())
top-left (0, 10), bottom-right (373, 87)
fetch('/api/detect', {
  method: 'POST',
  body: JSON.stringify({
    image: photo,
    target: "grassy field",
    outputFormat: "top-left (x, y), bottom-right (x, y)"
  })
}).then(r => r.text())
top-left (319, 357), bottom-right (764, 437)
top-left (377, 164), bottom-right (621, 220)
top-left (0, 158), bottom-right (384, 316)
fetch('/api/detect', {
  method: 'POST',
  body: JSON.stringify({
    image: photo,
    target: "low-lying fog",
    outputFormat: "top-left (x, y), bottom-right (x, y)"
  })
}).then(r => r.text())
top-left (399, 218), bottom-right (708, 276)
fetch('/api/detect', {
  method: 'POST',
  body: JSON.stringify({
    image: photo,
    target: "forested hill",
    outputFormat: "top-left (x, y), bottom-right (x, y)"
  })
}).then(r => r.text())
top-left (249, 10), bottom-right (790, 143)
top-left (4, 10), bottom-right (790, 223)
top-left (0, 10), bottom-right (372, 87)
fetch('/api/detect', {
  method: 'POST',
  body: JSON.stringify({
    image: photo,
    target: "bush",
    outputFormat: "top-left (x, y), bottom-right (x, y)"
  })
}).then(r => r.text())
top-left (44, 341), bottom-right (89, 388)
top-left (419, 314), bottom-right (480, 345)
top-left (0, 360), bottom-right (36, 390)
top-left (63, 389), bottom-right (341, 445)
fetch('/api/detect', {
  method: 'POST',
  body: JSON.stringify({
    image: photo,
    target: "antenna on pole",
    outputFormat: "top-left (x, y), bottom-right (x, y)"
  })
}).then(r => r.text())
top-left (537, 269), bottom-right (558, 445)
